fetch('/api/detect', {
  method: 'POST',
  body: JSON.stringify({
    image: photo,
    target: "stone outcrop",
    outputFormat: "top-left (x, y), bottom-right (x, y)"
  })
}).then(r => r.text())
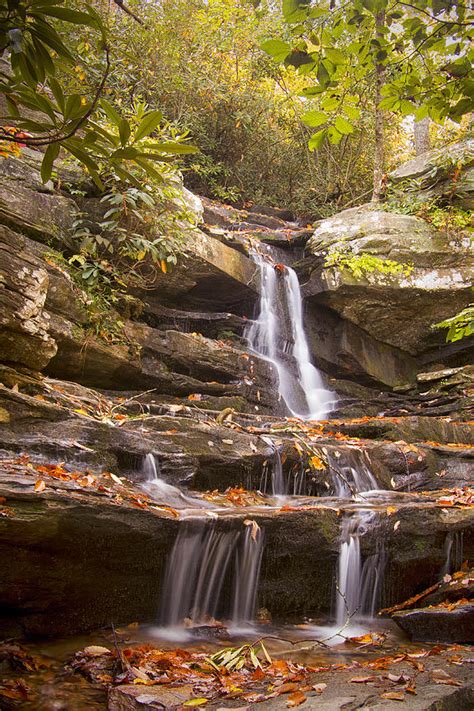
top-left (389, 138), bottom-right (474, 210)
top-left (301, 204), bottom-right (473, 386)
top-left (0, 225), bottom-right (57, 369)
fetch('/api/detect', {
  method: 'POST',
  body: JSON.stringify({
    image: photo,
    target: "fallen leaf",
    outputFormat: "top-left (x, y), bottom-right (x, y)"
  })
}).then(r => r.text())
top-left (183, 698), bottom-right (208, 707)
top-left (381, 691), bottom-right (405, 700)
top-left (313, 683), bottom-right (327, 693)
top-left (287, 690), bottom-right (306, 707)
top-left (276, 682), bottom-right (298, 695)
top-left (109, 473), bottom-right (122, 485)
top-left (83, 645), bottom-right (112, 656)
top-left (394, 520), bottom-right (401, 531)
top-left (34, 479), bottom-right (46, 493)
top-left (350, 676), bottom-right (377, 683)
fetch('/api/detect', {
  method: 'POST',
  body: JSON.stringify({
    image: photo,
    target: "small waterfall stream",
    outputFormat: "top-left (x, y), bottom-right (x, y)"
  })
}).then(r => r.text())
top-left (441, 530), bottom-right (464, 577)
top-left (246, 251), bottom-right (335, 420)
top-left (158, 522), bottom-right (264, 630)
top-left (335, 512), bottom-right (386, 626)
top-left (142, 454), bottom-right (211, 511)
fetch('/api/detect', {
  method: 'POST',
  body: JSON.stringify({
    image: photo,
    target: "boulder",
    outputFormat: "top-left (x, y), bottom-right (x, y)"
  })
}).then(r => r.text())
top-left (302, 205), bottom-right (473, 385)
top-left (389, 138), bottom-right (474, 210)
top-left (393, 604), bottom-right (474, 643)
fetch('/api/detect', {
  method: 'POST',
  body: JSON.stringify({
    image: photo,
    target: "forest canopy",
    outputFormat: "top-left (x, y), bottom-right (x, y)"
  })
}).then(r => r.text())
top-left (1, 0), bottom-right (472, 217)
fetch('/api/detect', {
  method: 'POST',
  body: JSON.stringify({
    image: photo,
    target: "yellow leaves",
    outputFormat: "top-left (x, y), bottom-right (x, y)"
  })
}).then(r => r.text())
top-left (74, 408), bottom-right (91, 417)
top-left (386, 506), bottom-right (397, 516)
top-left (183, 700), bottom-right (208, 707)
top-left (348, 632), bottom-right (386, 646)
top-left (34, 479), bottom-right (46, 493)
top-left (309, 454), bottom-right (325, 470)
top-left (160, 259), bottom-right (168, 273)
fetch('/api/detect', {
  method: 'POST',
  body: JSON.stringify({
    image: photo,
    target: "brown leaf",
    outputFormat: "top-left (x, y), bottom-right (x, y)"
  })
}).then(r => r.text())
top-left (312, 683), bottom-right (327, 693)
top-left (350, 676), bottom-right (377, 683)
top-left (276, 682), bottom-right (298, 695)
top-left (34, 479), bottom-right (46, 493)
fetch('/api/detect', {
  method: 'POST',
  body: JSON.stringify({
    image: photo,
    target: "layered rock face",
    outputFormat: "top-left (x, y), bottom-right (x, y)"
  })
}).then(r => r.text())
top-left (0, 143), bottom-right (473, 642)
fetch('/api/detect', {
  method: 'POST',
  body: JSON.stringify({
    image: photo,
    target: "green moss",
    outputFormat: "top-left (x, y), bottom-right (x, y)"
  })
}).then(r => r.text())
top-left (324, 248), bottom-right (413, 279)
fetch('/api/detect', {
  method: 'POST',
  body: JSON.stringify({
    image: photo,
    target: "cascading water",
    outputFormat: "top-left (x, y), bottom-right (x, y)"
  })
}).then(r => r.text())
top-left (232, 526), bottom-right (264, 625)
top-left (326, 448), bottom-right (379, 498)
top-left (142, 454), bottom-right (211, 511)
top-left (246, 251), bottom-right (335, 420)
top-left (158, 522), bottom-right (264, 630)
top-left (335, 512), bottom-right (386, 626)
top-left (441, 530), bottom-right (464, 577)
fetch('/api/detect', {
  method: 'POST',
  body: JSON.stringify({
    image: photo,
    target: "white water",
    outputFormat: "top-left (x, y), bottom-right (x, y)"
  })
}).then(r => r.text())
top-left (246, 252), bottom-right (335, 420)
top-left (158, 522), bottom-right (264, 631)
top-left (335, 512), bottom-right (386, 626)
top-left (441, 530), bottom-right (464, 577)
top-left (326, 448), bottom-right (379, 498)
top-left (142, 454), bottom-right (212, 512)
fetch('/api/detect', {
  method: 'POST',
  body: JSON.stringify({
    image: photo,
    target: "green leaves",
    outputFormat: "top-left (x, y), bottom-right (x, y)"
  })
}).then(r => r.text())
top-left (261, 39), bottom-right (291, 61)
top-left (40, 143), bottom-right (60, 183)
top-left (301, 110), bottom-right (328, 127)
top-left (282, 0), bottom-right (311, 22)
top-left (134, 110), bottom-right (163, 142)
top-left (334, 116), bottom-right (354, 134)
top-left (308, 129), bottom-right (326, 151)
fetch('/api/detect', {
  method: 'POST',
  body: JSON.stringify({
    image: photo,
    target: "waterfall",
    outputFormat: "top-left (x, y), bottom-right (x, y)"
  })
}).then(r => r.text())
top-left (441, 531), bottom-right (464, 577)
top-left (158, 522), bottom-right (264, 628)
top-left (326, 448), bottom-right (379, 498)
top-left (232, 526), bottom-right (264, 625)
top-left (142, 454), bottom-right (211, 510)
top-left (246, 252), bottom-right (334, 420)
top-left (335, 513), bottom-right (385, 626)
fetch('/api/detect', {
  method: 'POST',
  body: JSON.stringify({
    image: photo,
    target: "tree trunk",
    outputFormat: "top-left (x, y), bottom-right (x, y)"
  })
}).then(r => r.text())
top-left (414, 117), bottom-right (430, 155)
top-left (372, 11), bottom-right (386, 202)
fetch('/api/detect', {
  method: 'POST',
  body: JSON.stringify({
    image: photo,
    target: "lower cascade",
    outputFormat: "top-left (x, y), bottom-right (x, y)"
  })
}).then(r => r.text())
top-left (246, 250), bottom-right (335, 420)
top-left (335, 512), bottom-right (386, 627)
top-left (158, 522), bottom-right (264, 629)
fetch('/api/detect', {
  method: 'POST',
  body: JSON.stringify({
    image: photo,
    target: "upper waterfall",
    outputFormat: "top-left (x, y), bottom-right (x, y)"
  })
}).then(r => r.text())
top-left (246, 250), bottom-right (335, 420)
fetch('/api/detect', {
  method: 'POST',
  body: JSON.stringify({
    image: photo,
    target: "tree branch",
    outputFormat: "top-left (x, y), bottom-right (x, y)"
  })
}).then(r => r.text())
top-left (112, 0), bottom-right (145, 26)
top-left (0, 45), bottom-right (111, 147)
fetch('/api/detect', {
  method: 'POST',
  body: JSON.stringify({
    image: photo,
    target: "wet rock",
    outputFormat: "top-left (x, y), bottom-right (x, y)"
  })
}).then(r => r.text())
top-left (108, 684), bottom-right (196, 711)
top-left (393, 604), bottom-right (474, 643)
top-left (249, 203), bottom-right (295, 222)
top-left (45, 316), bottom-right (276, 409)
top-left (0, 380), bottom-right (272, 484)
top-left (143, 302), bottom-right (247, 339)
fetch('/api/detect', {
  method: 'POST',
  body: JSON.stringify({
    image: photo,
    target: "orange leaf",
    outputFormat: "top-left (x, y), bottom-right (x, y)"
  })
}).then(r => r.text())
top-left (34, 480), bottom-right (46, 493)
top-left (287, 690), bottom-right (306, 707)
